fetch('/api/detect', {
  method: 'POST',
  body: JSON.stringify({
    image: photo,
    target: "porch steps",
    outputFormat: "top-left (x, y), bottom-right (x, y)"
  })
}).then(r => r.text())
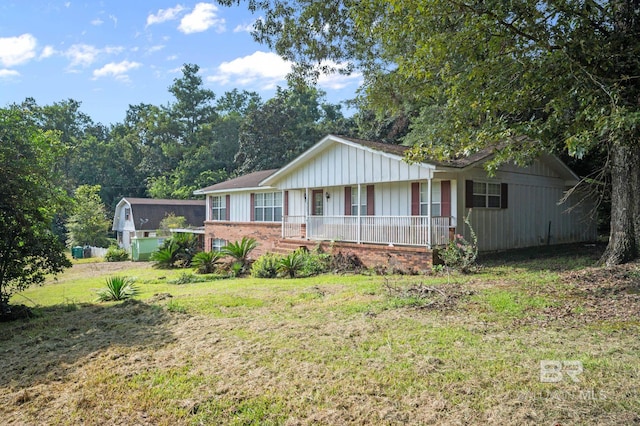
top-left (271, 238), bottom-right (318, 255)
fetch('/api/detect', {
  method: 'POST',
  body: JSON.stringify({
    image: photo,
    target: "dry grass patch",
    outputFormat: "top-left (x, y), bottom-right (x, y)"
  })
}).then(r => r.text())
top-left (1, 249), bottom-right (640, 425)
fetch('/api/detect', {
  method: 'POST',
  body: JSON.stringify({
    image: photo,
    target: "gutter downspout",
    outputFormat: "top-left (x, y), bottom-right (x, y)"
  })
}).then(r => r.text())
top-left (357, 184), bottom-right (362, 244)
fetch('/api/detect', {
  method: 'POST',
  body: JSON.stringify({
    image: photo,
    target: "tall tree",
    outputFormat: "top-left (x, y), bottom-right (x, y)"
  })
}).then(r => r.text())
top-left (235, 85), bottom-right (352, 173)
top-left (66, 185), bottom-right (112, 248)
top-left (223, 0), bottom-right (640, 265)
top-left (0, 107), bottom-right (71, 315)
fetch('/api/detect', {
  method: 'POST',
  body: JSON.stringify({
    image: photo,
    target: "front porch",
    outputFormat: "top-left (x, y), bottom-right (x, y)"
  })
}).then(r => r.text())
top-left (283, 215), bottom-right (454, 248)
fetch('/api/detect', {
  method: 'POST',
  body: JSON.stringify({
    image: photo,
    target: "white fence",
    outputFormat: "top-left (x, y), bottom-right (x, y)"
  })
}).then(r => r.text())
top-left (283, 215), bottom-right (453, 247)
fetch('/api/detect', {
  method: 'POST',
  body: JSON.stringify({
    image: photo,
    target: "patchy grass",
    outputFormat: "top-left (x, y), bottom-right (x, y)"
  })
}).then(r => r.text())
top-left (2, 246), bottom-right (640, 425)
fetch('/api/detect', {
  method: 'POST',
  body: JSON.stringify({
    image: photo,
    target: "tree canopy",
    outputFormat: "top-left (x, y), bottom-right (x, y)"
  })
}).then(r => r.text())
top-left (223, 0), bottom-right (640, 265)
top-left (66, 185), bottom-right (112, 248)
top-left (0, 107), bottom-right (72, 313)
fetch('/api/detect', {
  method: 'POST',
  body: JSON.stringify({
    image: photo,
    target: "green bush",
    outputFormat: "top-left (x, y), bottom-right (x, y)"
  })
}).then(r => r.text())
top-left (251, 252), bottom-right (283, 278)
top-left (222, 237), bottom-right (258, 275)
top-left (278, 250), bottom-right (306, 278)
top-left (300, 250), bottom-right (331, 277)
top-left (96, 276), bottom-right (137, 301)
top-left (104, 246), bottom-right (129, 262)
top-left (192, 251), bottom-right (224, 274)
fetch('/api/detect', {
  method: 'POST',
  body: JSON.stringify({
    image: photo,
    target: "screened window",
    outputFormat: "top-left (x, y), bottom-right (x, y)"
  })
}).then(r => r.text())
top-left (210, 195), bottom-right (227, 220)
top-left (254, 192), bottom-right (282, 222)
top-left (419, 181), bottom-right (442, 216)
top-left (473, 182), bottom-right (501, 208)
top-left (350, 186), bottom-right (367, 216)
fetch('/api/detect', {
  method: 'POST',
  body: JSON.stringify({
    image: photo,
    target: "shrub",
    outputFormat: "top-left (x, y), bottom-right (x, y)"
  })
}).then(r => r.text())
top-left (192, 251), bottom-right (224, 274)
top-left (251, 252), bottom-right (283, 278)
top-left (104, 246), bottom-right (129, 262)
top-left (151, 234), bottom-right (200, 269)
top-left (300, 251), bottom-right (331, 276)
top-left (440, 210), bottom-right (478, 273)
top-left (222, 237), bottom-right (258, 274)
top-left (96, 276), bottom-right (137, 301)
top-left (150, 241), bottom-right (181, 269)
top-left (278, 249), bottom-right (307, 278)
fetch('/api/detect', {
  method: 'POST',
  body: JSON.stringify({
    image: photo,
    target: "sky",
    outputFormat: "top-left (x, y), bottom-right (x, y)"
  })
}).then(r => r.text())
top-left (0, 1), bottom-right (362, 125)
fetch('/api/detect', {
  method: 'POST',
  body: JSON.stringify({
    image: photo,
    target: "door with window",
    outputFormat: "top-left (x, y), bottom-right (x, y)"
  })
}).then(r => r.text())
top-left (311, 189), bottom-right (324, 216)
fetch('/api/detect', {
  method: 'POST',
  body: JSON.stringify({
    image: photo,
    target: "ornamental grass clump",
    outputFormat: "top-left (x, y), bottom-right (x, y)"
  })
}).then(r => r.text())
top-left (96, 276), bottom-right (138, 301)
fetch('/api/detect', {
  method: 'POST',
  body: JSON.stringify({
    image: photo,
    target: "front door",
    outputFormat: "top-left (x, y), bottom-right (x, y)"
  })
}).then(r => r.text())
top-left (312, 189), bottom-right (324, 216)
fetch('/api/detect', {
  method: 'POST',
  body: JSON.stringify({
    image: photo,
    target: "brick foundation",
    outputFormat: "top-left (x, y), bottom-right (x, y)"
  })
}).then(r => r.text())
top-left (204, 221), bottom-right (282, 257)
top-left (277, 239), bottom-right (433, 273)
top-left (204, 221), bottom-right (434, 272)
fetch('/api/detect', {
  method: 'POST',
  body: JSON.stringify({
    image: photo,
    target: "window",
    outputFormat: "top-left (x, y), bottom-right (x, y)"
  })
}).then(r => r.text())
top-left (419, 182), bottom-right (442, 216)
top-left (350, 186), bottom-right (367, 216)
top-left (211, 238), bottom-right (226, 252)
top-left (254, 192), bottom-right (282, 222)
top-left (210, 195), bottom-right (227, 221)
top-left (473, 182), bottom-right (501, 208)
top-left (124, 207), bottom-right (130, 220)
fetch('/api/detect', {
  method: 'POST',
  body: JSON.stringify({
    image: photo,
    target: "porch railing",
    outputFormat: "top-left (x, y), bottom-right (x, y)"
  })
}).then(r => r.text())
top-left (283, 215), bottom-right (453, 247)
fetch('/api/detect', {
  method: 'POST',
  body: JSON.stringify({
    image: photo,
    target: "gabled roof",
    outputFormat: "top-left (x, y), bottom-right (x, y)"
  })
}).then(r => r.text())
top-left (114, 198), bottom-right (205, 231)
top-left (193, 169), bottom-right (279, 195)
top-left (337, 135), bottom-right (498, 169)
top-left (122, 198), bottom-right (205, 206)
top-left (259, 134), bottom-right (498, 187)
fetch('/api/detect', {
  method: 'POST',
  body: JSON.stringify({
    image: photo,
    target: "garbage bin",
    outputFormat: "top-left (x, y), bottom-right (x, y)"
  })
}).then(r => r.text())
top-left (72, 246), bottom-right (83, 259)
top-left (83, 246), bottom-right (92, 259)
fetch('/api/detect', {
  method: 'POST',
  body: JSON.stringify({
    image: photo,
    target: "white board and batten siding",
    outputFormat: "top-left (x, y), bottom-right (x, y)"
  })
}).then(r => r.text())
top-left (459, 158), bottom-right (597, 252)
top-left (272, 141), bottom-right (434, 190)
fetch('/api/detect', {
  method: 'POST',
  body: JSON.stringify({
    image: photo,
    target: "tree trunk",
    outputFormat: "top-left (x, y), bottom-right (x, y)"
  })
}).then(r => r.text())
top-left (599, 143), bottom-right (640, 266)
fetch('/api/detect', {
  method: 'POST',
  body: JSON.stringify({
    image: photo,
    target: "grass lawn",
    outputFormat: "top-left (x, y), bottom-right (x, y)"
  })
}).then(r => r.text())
top-left (1, 244), bottom-right (639, 425)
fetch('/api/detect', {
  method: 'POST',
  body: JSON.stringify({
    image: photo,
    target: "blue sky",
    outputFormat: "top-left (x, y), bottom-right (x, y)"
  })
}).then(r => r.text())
top-left (0, 1), bottom-right (362, 125)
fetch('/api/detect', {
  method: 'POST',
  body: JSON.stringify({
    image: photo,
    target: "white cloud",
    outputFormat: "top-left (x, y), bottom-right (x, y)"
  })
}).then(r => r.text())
top-left (65, 44), bottom-right (100, 68)
top-left (0, 34), bottom-right (37, 67)
top-left (166, 54), bottom-right (178, 61)
top-left (92, 60), bottom-right (141, 81)
top-left (91, 18), bottom-right (104, 26)
top-left (208, 51), bottom-right (361, 91)
top-left (208, 51), bottom-right (291, 89)
top-left (39, 45), bottom-right (57, 59)
top-left (147, 45), bottom-right (165, 54)
top-left (65, 44), bottom-right (124, 69)
top-left (317, 62), bottom-right (363, 90)
top-left (0, 69), bottom-right (20, 78)
top-left (147, 5), bottom-right (185, 27)
top-left (65, 2), bottom-right (71, 7)
top-left (233, 17), bottom-right (262, 33)
top-left (179, 3), bottom-right (225, 34)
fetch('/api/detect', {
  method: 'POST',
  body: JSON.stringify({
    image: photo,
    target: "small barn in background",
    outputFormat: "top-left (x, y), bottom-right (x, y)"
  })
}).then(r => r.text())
top-left (112, 198), bottom-right (205, 250)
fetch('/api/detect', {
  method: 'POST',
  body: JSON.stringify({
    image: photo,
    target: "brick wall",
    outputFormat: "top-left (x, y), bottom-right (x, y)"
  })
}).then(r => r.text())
top-left (204, 221), bottom-right (281, 258)
top-left (279, 240), bottom-right (433, 273)
top-left (205, 221), bottom-right (434, 272)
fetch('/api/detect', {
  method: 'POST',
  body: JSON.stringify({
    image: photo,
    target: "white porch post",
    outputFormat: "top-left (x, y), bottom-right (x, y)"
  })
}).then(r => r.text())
top-left (305, 187), bottom-right (309, 240)
top-left (280, 190), bottom-right (285, 238)
top-left (357, 183), bottom-right (362, 244)
top-left (427, 177), bottom-right (432, 249)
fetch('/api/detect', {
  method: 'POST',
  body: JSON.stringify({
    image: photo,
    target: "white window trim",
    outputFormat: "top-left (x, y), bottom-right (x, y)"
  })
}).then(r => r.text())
top-left (210, 195), bottom-right (227, 221)
top-left (254, 191), bottom-right (283, 222)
